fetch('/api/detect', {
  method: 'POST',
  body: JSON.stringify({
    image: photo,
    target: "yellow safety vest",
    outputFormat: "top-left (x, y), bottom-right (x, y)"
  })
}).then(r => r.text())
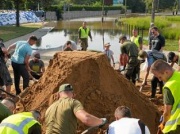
top-left (79, 27), bottom-right (90, 38)
top-left (130, 36), bottom-right (140, 48)
top-left (0, 112), bottom-right (40, 134)
top-left (163, 71), bottom-right (180, 133)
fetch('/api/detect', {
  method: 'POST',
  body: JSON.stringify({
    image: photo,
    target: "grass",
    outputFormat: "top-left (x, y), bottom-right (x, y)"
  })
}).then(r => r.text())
top-left (120, 16), bottom-right (180, 39)
top-left (0, 23), bottom-right (43, 41)
top-left (120, 16), bottom-right (180, 51)
top-left (143, 39), bottom-right (178, 51)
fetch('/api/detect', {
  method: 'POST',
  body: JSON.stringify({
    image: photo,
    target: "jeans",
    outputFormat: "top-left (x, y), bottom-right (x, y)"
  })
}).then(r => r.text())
top-left (11, 61), bottom-right (29, 95)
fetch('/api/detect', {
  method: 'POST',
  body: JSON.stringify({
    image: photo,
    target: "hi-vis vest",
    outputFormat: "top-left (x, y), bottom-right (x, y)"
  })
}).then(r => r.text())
top-left (79, 27), bottom-right (90, 38)
top-left (0, 112), bottom-right (40, 134)
top-left (131, 36), bottom-right (140, 48)
top-left (163, 71), bottom-right (180, 133)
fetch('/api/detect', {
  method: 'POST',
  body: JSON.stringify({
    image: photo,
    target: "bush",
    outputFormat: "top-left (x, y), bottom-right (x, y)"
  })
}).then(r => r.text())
top-left (45, 5), bottom-right (123, 12)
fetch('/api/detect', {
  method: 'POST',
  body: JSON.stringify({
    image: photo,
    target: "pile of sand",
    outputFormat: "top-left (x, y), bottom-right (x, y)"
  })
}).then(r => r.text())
top-left (18, 51), bottom-right (160, 133)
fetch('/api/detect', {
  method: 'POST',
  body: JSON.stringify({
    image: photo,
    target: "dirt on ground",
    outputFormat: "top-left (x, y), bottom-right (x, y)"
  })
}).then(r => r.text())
top-left (16, 51), bottom-right (162, 134)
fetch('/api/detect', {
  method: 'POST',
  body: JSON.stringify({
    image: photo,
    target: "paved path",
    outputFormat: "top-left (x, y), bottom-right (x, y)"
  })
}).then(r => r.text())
top-left (4, 27), bottom-right (53, 47)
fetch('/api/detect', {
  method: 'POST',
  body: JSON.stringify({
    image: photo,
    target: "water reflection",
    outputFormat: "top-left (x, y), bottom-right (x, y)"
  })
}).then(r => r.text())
top-left (33, 18), bottom-right (125, 62)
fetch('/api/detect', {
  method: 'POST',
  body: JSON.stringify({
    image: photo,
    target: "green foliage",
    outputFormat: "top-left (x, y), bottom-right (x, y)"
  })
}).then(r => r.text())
top-left (46, 5), bottom-right (123, 11)
top-left (159, 0), bottom-right (175, 9)
top-left (92, 1), bottom-right (102, 7)
top-left (164, 39), bottom-right (179, 51)
top-left (121, 16), bottom-right (180, 40)
top-left (154, 16), bottom-right (171, 29)
top-left (0, 25), bottom-right (40, 41)
top-left (162, 27), bottom-right (180, 40)
top-left (126, 0), bottom-right (146, 13)
top-left (165, 16), bottom-right (180, 22)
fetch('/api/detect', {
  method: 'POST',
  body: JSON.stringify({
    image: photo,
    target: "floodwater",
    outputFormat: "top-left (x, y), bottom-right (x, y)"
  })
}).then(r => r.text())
top-left (34, 17), bottom-right (131, 62)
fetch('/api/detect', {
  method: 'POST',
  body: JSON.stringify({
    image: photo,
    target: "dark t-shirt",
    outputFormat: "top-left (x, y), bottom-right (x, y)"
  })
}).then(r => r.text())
top-left (163, 87), bottom-right (174, 105)
top-left (29, 60), bottom-right (44, 73)
top-left (150, 34), bottom-right (165, 51)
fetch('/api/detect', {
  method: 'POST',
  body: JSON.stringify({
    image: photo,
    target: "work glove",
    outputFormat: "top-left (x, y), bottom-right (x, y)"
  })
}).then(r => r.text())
top-left (99, 118), bottom-right (107, 128)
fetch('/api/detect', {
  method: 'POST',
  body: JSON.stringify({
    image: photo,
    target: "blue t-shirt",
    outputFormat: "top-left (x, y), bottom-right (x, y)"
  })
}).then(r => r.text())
top-left (11, 41), bottom-right (32, 64)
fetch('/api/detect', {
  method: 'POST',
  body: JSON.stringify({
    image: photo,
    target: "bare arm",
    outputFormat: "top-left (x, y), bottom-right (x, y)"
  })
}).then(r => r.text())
top-left (160, 46), bottom-right (164, 52)
top-left (142, 66), bottom-right (150, 85)
top-left (170, 62), bottom-right (175, 67)
top-left (111, 55), bottom-right (115, 68)
top-left (162, 105), bottom-right (172, 125)
top-left (24, 55), bottom-right (31, 71)
top-left (7, 43), bottom-right (16, 53)
top-left (178, 66), bottom-right (180, 71)
top-left (1, 47), bottom-right (8, 54)
top-left (75, 109), bottom-right (103, 126)
top-left (41, 66), bottom-right (45, 73)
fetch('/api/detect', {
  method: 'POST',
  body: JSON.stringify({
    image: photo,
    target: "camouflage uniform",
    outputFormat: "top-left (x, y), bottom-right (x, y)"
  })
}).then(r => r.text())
top-left (120, 41), bottom-right (139, 84)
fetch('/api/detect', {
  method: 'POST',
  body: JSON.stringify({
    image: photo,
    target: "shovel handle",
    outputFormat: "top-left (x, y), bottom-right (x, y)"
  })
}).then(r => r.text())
top-left (0, 88), bottom-right (17, 98)
top-left (81, 126), bottom-right (99, 134)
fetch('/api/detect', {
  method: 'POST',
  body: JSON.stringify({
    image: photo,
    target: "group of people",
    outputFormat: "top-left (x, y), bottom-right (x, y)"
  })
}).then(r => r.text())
top-left (117, 26), bottom-right (167, 100)
top-left (56, 23), bottom-right (180, 133)
top-left (118, 25), bottom-right (180, 133)
top-left (0, 36), bottom-right (45, 97)
top-left (0, 83), bottom-right (151, 134)
top-left (0, 20), bottom-right (180, 134)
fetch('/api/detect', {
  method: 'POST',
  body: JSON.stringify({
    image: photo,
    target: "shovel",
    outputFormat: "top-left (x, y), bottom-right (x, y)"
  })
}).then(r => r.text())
top-left (81, 126), bottom-right (100, 134)
top-left (81, 118), bottom-right (107, 134)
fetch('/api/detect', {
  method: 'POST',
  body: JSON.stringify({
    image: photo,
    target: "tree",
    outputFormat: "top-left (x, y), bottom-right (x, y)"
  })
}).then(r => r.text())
top-left (124, 0), bottom-right (146, 13)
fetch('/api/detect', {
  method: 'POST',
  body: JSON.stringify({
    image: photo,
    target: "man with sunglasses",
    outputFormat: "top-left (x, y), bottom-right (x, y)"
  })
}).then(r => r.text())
top-left (45, 83), bottom-right (107, 134)
top-left (149, 26), bottom-right (165, 51)
top-left (149, 26), bottom-right (166, 98)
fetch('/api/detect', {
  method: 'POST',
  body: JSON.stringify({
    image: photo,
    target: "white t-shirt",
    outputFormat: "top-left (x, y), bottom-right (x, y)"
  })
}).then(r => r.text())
top-left (103, 49), bottom-right (114, 61)
top-left (108, 118), bottom-right (150, 134)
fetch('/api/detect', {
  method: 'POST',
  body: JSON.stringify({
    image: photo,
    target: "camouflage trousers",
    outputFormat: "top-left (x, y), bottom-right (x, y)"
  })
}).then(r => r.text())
top-left (80, 38), bottom-right (88, 51)
top-left (124, 57), bottom-right (139, 84)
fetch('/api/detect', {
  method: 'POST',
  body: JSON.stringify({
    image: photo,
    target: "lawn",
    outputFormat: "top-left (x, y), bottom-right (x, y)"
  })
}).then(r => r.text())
top-left (0, 23), bottom-right (43, 41)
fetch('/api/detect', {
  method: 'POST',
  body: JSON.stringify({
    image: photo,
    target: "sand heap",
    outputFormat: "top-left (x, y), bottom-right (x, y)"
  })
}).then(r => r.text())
top-left (19, 51), bottom-right (160, 133)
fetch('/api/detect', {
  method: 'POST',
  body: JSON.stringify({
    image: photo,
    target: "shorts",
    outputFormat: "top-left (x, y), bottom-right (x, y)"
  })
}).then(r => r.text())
top-left (0, 61), bottom-right (12, 86)
top-left (147, 55), bottom-right (154, 67)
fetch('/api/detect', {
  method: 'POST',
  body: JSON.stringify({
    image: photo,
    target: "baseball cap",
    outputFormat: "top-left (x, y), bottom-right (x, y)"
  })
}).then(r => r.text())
top-left (138, 50), bottom-right (147, 59)
top-left (168, 52), bottom-right (175, 63)
top-left (59, 84), bottom-right (73, 92)
top-left (119, 35), bottom-right (127, 42)
top-left (33, 52), bottom-right (41, 59)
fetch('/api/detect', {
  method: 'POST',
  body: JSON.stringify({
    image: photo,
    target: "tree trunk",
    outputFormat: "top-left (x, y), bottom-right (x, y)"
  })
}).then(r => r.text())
top-left (15, 0), bottom-right (20, 27)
